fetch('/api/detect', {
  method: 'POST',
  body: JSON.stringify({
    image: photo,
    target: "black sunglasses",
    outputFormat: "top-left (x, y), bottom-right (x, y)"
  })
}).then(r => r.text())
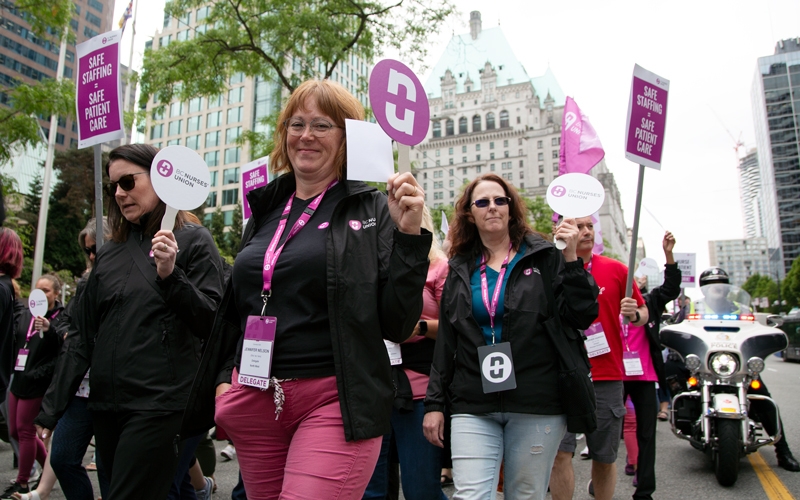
top-left (472, 196), bottom-right (511, 208)
top-left (83, 245), bottom-right (96, 257)
top-left (104, 172), bottom-right (148, 197)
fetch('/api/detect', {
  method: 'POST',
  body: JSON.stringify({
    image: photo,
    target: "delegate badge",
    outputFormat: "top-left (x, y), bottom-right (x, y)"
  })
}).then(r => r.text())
top-left (238, 316), bottom-right (277, 389)
top-left (477, 343), bottom-right (517, 394)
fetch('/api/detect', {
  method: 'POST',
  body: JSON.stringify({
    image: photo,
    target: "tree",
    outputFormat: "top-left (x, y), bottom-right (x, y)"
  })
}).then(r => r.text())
top-left (742, 273), bottom-right (781, 313)
top-left (523, 195), bottom-right (554, 236)
top-left (209, 206), bottom-right (226, 251)
top-left (139, 0), bottom-right (455, 151)
top-left (0, 0), bottom-right (76, 164)
top-left (226, 202), bottom-right (243, 257)
top-left (782, 257), bottom-right (800, 309)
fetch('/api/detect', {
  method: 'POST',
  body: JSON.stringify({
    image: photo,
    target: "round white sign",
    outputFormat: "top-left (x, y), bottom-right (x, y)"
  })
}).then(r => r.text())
top-left (545, 173), bottom-right (605, 218)
top-left (150, 146), bottom-right (211, 210)
top-left (635, 257), bottom-right (659, 278)
top-left (481, 352), bottom-right (513, 384)
top-left (28, 289), bottom-right (48, 317)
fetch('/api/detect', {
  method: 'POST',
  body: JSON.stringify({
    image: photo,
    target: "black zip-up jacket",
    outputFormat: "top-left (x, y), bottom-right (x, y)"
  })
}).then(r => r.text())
top-left (182, 174), bottom-right (432, 442)
top-left (0, 275), bottom-right (16, 404)
top-left (11, 302), bottom-right (67, 399)
top-left (35, 218), bottom-right (223, 430)
top-left (642, 263), bottom-right (682, 388)
top-left (425, 234), bottom-right (599, 415)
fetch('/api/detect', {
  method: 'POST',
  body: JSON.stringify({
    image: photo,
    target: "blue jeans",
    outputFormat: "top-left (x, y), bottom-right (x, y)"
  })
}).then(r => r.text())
top-left (50, 397), bottom-right (110, 500)
top-left (451, 413), bottom-right (566, 500)
top-left (168, 433), bottom-right (203, 500)
top-left (363, 401), bottom-right (447, 500)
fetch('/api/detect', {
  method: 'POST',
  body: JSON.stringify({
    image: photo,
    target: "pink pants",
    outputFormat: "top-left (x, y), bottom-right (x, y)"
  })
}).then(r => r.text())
top-left (623, 395), bottom-right (638, 466)
top-left (8, 393), bottom-right (46, 483)
top-left (215, 371), bottom-right (381, 500)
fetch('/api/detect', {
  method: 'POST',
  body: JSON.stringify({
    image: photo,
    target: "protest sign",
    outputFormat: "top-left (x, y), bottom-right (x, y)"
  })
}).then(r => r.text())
top-left (674, 252), bottom-right (696, 288)
top-left (150, 146), bottom-right (211, 231)
top-left (76, 30), bottom-right (125, 148)
top-left (241, 156), bottom-right (269, 220)
top-left (28, 289), bottom-right (48, 318)
top-left (625, 64), bottom-right (670, 170)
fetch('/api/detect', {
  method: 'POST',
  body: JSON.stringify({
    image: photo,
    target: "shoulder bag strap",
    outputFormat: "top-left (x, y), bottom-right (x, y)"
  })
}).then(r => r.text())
top-left (124, 235), bottom-right (163, 296)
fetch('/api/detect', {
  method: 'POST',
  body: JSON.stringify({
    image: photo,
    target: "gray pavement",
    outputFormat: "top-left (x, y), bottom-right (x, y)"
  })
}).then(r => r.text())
top-left (0, 355), bottom-right (797, 499)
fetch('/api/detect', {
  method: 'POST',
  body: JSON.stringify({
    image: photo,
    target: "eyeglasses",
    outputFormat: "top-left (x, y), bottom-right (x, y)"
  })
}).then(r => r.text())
top-left (284, 118), bottom-right (340, 137)
top-left (104, 172), bottom-right (148, 197)
top-left (83, 245), bottom-right (96, 257)
top-left (472, 196), bottom-right (511, 209)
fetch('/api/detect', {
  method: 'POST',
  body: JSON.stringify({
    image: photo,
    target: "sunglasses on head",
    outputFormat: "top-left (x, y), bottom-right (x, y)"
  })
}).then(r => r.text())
top-left (83, 245), bottom-right (96, 257)
top-left (104, 172), bottom-right (148, 197)
top-left (472, 196), bottom-right (511, 208)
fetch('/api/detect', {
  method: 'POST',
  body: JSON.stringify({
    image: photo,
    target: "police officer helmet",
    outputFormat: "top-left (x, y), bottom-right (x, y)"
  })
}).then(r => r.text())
top-left (699, 267), bottom-right (730, 287)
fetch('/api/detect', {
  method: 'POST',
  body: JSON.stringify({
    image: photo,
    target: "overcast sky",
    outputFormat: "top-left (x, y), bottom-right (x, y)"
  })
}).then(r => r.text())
top-left (113, 0), bottom-right (800, 294)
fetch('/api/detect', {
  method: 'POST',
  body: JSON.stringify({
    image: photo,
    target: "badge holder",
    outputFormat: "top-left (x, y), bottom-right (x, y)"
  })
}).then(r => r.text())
top-left (238, 292), bottom-right (277, 390)
top-left (478, 342), bottom-right (516, 393)
top-left (584, 321), bottom-right (611, 358)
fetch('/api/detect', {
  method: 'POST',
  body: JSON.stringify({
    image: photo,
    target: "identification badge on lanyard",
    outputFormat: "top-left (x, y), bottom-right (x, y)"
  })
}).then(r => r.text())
top-left (384, 340), bottom-right (402, 366)
top-left (584, 321), bottom-right (611, 358)
top-left (477, 343), bottom-right (517, 393)
top-left (623, 351), bottom-right (644, 376)
top-left (15, 348), bottom-right (29, 371)
top-left (238, 316), bottom-right (277, 389)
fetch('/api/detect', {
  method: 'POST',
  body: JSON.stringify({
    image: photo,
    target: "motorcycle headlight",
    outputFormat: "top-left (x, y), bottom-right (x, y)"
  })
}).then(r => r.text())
top-left (710, 352), bottom-right (739, 377)
top-left (685, 354), bottom-right (702, 372)
top-left (747, 356), bottom-right (765, 374)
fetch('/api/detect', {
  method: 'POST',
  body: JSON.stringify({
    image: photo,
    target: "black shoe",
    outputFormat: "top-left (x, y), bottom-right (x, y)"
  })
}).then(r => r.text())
top-left (777, 451), bottom-right (800, 471)
top-left (1, 481), bottom-right (29, 499)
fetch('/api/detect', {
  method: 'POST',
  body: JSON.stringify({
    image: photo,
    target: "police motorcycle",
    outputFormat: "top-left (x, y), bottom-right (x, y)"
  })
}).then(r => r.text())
top-left (661, 282), bottom-right (787, 486)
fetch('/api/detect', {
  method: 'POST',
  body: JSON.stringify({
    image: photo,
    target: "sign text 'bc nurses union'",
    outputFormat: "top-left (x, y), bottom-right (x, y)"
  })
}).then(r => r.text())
top-left (369, 59), bottom-right (430, 146)
top-left (76, 30), bottom-right (125, 149)
top-left (625, 64), bottom-right (669, 170)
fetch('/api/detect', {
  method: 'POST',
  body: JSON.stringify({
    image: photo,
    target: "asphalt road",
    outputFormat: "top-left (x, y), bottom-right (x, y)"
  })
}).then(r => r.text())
top-left (0, 355), bottom-right (797, 499)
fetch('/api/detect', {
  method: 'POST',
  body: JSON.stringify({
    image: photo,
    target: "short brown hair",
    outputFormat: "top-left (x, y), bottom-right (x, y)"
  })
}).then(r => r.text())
top-left (270, 80), bottom-right (365, 179)
top-left (449, 174), bottom-right (533, 260)
top-left (105, 144), bottom-right (192, 242)
top-left (0, 228), bottom-right (23, 279)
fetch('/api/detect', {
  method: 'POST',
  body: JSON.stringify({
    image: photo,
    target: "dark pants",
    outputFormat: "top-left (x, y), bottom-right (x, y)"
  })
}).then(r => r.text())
top-left (92, 410), bottom-right (182, 500)
top-left (50, 397), bottom-right (109, 500)
top-left (624, 381), bottom-right (658, 500)
top-left (363, 401), bottom-right (447, 500)
top-left (168, 433), bottom-right (203, 500)
top-left (231, 471), bottom-right (247, 500)
top-left (749, 382), bottom-right (792, 456)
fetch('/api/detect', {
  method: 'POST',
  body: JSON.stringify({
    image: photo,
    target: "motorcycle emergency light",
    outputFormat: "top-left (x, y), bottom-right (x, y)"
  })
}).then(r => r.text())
top-left (710, 352), bottom-right (739, 377)
top-left (685, 354), bottom-right (702, 372)
top-left (750, 379), bottom-right (762, 390)
top-left (746, 356), bottom-right (765, 374)
top-left (688, 313), bottom-right (701, 320)
top-left (687, 313), bottom-right (754, 321)
top-left (687, 376), bottom-right (698, 387)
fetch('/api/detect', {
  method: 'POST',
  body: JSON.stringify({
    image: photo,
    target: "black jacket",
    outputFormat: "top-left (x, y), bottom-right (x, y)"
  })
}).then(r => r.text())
top-left (182, 174), bottom-right (432, 442)
top-left (11, 302), bottom-right (67, 399)
top-left (643, 263), bottom-right (682, 388)
top-left (0, 275), bottom-right (16, 404)
top-left (425, 234), bottom-right (599, 415)
top-left (36, 219), bottom-right (223, 430)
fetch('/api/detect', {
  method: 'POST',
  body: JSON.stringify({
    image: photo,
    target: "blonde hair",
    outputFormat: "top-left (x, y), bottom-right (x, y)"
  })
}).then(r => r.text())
top-left (421, 205), bottom-right (446, 263)
top-left (270, 80), bottom-right (365, 179)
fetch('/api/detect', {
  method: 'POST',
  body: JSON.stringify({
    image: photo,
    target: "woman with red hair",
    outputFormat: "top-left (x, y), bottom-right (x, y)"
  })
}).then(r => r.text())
top-left (0, 227), bottom-right (23, 400)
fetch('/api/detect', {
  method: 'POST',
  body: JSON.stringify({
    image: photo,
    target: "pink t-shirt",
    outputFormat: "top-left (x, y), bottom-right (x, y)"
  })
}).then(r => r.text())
top-left (404, 258), bottom-right (448, 399)
top-left (621, 322), bottom-right (657, 382)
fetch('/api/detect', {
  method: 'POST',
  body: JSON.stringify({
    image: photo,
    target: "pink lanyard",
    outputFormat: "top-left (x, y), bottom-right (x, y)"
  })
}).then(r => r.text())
top-left (479, 242), bottom-right (513, 345)
top-left (25, 309), bottom-right (60, 344)
top-left (260, 179), bottom-right (337, 315)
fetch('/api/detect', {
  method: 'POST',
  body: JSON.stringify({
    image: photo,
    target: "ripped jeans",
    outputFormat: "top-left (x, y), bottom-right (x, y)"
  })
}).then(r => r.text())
top-left (450, 412), bottom-right (566, 500)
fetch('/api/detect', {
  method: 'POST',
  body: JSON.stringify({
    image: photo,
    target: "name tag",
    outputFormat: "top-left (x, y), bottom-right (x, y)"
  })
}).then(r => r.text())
top-left (238, 316), bottom-right (277, 389)
top-left (477, 342), bottom-right (517, 393)
top-left (584, 322), bottom-right (611, 358)
top-left (384, 340), bottom-right (402, 366)
top-left (623, 351), bottom-right (644, 376)
top-left (15, 348), bottom-right (28, 371)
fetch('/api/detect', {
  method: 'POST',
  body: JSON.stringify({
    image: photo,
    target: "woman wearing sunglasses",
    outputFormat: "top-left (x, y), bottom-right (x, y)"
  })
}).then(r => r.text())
top-left (423, 174), bottom-right (598, 500)
top-left (34, 144), bottom-right (224, 500)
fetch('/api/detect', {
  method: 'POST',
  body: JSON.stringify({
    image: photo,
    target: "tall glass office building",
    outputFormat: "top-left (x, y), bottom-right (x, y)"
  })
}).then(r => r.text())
top-left (751, 37), bottom-right (800, 276)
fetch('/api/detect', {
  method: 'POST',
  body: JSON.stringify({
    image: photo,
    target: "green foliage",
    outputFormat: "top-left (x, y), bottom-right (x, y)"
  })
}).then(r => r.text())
top-left (742, 273), bottom-right (782, 313)
top-left (0, 79), bottom-right (75, 164)
top-left (209, 205), bottom-right (226, 248)
top-left (782, 257), bottom-right (800, 309)
top-left (523, 195), bottom-right (553, 236)
top-left (140, 0), bottom-right (455, 150)
top-left (601, 238), bottom-right (625, 263)
top-left (430, 205), bottom-right (454, 242)
top-left (226, 202), bottom-right (243, 257)
top-left (10, 0), bottom-right (75, 41)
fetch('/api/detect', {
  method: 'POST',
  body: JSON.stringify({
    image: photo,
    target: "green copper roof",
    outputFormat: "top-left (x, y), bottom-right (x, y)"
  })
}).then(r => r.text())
top-left (423, 26), bottom-right (565, 108)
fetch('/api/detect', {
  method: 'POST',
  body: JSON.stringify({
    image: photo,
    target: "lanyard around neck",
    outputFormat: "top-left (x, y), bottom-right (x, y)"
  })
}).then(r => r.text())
top-left (479, 242), bottom-right (513, 345)
top-left (260, 179), bottom-right (337, 315)
top-left (25, 308), bottom-right (60, 343)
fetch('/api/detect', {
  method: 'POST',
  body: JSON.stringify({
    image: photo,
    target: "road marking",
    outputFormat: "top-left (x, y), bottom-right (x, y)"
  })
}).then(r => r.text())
top-left (749, 449), bottom-right (796, 500)
top-left (767, 368), bottom-right (778, 372)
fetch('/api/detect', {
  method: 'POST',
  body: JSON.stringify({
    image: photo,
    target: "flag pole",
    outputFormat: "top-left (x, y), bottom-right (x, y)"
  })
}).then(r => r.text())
top-left (123, 0), bottom-right (138, 144)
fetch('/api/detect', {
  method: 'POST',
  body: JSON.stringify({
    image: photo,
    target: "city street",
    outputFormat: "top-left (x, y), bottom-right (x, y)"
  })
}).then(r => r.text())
top-left (0, 355), bottom-right (796, 499)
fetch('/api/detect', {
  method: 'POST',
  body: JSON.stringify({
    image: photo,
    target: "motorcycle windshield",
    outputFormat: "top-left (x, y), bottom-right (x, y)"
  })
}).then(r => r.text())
top-left (695, 285), bottom-right (753, 315)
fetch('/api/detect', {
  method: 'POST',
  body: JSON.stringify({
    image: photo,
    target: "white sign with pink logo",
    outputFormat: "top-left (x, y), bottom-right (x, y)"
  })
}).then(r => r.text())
top-left (150, 146), bottom-right (211, 231)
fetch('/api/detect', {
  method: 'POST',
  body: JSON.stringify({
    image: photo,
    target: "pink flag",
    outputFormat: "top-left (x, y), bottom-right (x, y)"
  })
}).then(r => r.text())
top-left (559, 97), bottom-right (605, 175)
